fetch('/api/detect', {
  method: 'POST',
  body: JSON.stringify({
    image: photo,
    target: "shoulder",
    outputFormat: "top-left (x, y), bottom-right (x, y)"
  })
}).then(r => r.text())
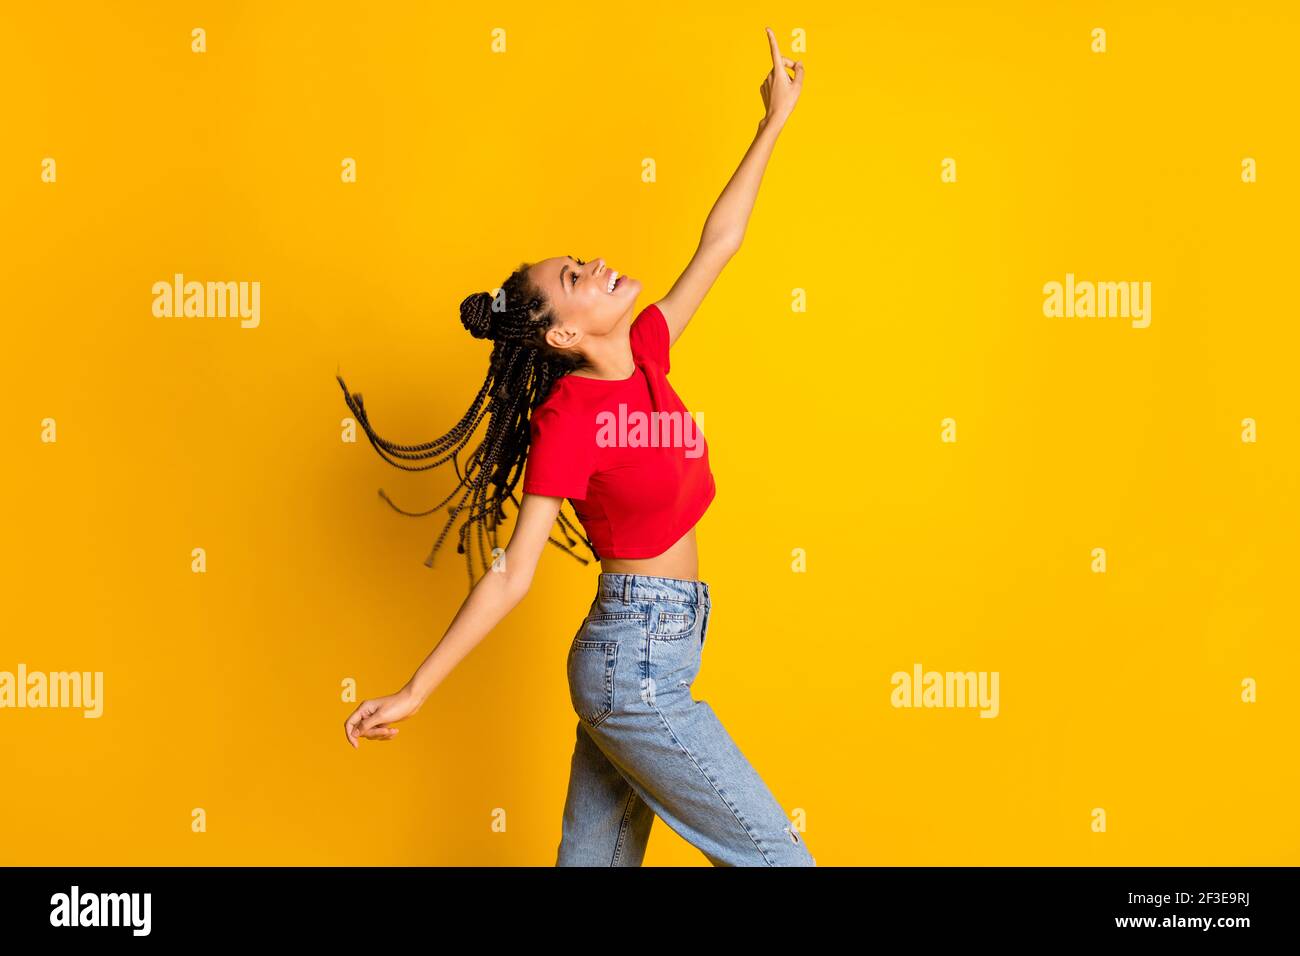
top-left (528, 384), bottom-right (598, 470)
top-left (530, 380), bottom-right (588, 435)
top-left (629, 301), bottom-right (670, 372)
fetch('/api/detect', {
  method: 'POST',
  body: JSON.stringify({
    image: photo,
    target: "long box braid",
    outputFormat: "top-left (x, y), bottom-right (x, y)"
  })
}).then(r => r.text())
top-left (336, 262), bottom-right (598, 591)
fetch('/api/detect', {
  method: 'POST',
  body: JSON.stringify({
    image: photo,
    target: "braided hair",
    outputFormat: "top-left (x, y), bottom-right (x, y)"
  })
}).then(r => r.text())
top-left (335, 262), bottom-right (598, 590)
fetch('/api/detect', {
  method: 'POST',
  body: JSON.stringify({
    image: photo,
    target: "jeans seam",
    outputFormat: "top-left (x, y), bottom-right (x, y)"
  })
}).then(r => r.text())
top-left (643, 628), bottom-right (774, 866)
top-left (611, 787), bottom-right (638, 866)
top-left (651, 705), bottom-right (773, 866)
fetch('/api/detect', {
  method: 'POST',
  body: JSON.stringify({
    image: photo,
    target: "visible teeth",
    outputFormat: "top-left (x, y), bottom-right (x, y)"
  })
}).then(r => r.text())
top-left (607, 270), bottom-right (619, 293)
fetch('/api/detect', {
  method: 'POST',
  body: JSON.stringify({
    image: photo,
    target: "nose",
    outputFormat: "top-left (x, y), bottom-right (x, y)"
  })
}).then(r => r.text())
top-left (594, 258), bottom-right (606, 276)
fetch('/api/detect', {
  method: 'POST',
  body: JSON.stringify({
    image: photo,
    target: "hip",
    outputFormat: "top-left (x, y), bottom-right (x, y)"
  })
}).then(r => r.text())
top-left (578, 571), bottom-right (711, 643)
top-left (566, 572), bottom-right (712, 726)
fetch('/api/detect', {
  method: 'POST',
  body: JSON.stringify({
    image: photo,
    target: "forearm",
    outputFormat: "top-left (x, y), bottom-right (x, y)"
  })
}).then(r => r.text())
top-left (402, 566), bottom-right (530, 705)
top-left (700, 114), bottom-right (786, 252)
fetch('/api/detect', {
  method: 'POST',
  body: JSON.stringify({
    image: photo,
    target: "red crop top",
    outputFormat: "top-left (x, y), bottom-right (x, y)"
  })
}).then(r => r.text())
top-left (522, 302), bottom-right (716, 559)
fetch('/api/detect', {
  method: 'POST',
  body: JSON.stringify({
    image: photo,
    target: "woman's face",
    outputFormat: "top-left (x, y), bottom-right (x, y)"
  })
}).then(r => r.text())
top-left (528, 255), bottom-right (642, 351)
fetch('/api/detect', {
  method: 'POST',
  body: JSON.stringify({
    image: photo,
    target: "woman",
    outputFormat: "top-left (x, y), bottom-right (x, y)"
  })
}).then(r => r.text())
top-left (339, 28), bottom-right (810, 867)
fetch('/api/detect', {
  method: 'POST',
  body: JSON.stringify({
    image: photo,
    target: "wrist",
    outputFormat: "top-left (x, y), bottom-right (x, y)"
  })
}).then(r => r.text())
top-left (758, 112), bottom-right (787, 134)
top-left (401, 680), bottom-right (429, 709)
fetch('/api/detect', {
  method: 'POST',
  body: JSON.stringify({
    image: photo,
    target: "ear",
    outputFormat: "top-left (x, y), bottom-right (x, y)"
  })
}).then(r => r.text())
top-left (544, 322), bottom-right (582, 351)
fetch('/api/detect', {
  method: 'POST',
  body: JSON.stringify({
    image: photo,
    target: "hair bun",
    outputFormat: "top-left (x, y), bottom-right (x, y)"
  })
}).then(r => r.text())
top-left (460, 291), bottom-right (495, 339)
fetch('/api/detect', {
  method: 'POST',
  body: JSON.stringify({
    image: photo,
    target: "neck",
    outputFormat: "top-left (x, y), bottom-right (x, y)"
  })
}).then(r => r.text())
top-left (572, 310), bottom-right (635, 380)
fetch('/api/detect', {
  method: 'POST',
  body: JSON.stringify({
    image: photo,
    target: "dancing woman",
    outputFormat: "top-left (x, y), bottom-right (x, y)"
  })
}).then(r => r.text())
top-left (340, 27), bottom-right (810, 866)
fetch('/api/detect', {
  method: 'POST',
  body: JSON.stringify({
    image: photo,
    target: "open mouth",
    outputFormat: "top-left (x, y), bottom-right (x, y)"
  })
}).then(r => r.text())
top-left (605, 270), bottom-right (623, 294)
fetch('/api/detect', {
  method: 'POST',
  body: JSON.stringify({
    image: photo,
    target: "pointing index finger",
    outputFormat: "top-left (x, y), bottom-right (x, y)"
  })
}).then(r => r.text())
top-left (766, 27), bottom-right (784, 71)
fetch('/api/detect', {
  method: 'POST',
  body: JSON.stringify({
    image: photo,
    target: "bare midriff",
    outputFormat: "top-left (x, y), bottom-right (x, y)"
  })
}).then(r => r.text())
top-left (598, 526), bottom-right (699, 582)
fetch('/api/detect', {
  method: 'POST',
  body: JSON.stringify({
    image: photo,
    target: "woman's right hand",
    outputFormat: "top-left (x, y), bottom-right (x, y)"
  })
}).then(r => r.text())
top-left (758, 27), bottom-right (804, 127)
top-left (343, 686), bottom-right (422, 748)
top-left (339, 496), bottom-right (561, 750)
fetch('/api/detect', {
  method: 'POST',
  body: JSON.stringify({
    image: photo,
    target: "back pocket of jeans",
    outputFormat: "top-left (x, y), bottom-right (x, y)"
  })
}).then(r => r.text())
top-left (567, 641), bottom-right (618, 727)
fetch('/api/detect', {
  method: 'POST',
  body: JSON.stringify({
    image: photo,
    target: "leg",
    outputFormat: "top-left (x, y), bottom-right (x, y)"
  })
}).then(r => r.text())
top-left (580, 628), bottom-right (816, 867)
top-left (555, 718), bottom-right (656, 866)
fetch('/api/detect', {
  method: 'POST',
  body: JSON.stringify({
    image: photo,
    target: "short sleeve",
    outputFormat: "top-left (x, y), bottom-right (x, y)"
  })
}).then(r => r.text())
top-left (522, 403), bottom-right (595, 499)
top-left (629, 302), bottom-right (670, 373)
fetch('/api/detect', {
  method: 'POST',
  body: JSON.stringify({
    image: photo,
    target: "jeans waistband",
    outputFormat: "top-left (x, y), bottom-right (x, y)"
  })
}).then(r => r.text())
top-left (596, 572), bottom-right (709, 607)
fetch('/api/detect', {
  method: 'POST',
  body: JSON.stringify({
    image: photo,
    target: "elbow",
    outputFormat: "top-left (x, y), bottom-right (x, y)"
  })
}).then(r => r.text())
top-left (502, 568), bottom-right (534, 606)
top-left (702, 230), bottom-right (742, 259)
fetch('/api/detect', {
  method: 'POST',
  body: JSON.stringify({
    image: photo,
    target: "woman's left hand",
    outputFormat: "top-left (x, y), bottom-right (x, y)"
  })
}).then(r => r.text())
top-left (343, 687), bottom-right (421, 748)
top-left (758, 27), bottom-right (804, 126)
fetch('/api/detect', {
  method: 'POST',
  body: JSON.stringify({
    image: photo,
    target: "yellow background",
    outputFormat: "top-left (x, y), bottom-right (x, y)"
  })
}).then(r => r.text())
top-left (1, 1), bottom-right (1296, 865)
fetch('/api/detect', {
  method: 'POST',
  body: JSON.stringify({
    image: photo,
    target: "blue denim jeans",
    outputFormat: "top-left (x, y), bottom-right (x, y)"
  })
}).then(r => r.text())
top-left (556, 572), bottom-right (816, 867)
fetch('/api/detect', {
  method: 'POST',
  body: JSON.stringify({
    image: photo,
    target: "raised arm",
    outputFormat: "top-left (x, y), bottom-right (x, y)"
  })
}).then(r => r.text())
top-left (656, 26), bottom-right (804, 347)
top-left (344, 492), bottom-right (563, 746)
